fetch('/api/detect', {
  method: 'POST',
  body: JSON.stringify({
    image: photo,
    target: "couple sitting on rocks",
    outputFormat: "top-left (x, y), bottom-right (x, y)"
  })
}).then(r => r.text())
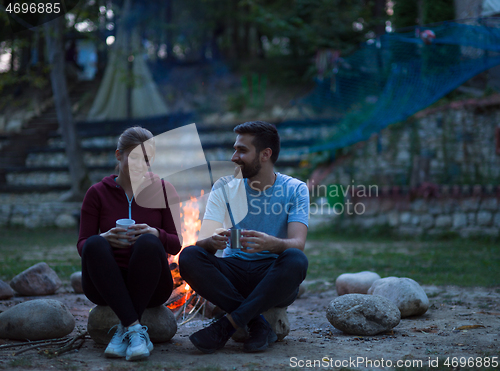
top-left (77, 121), bottom-right (309, 361)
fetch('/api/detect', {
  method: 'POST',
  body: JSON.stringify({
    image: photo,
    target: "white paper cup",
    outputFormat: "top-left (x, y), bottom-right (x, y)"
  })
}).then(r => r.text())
top-left (116, 219), bottom-right (135, 243)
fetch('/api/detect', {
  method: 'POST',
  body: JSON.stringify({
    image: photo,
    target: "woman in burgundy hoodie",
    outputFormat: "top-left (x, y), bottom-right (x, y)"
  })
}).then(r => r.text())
top-left (77, 126), bottom-right (182, 361)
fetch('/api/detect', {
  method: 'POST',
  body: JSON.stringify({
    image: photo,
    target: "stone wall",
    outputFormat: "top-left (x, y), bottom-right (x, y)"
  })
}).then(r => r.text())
top-left (312, 97), bottom-right (500, 236)
top-left (0, 201), bottom-right (81, 229)
top-left (322, 97), bottom-right (500, 187)
top-left (455, 0), bottom-right (482, 19)
top-left (328, 186), bottom-right (500, 238)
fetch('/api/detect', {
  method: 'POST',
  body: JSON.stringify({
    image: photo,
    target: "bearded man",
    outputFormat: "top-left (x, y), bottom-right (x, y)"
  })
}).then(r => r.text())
top-left (179, 121), bottom-right (309, 353)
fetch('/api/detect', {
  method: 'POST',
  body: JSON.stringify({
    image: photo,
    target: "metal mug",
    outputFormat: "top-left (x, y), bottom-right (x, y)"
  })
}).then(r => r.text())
top-left (230, 228), bottom-right (242, 249)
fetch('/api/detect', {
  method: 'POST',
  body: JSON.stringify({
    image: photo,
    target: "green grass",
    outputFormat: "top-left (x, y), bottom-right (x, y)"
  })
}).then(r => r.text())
top-left (306, 226), bottom-right (500, 288)
top-left (1, 226), bottom-right (499, 290)
top-left (0, 228), bottom-right (80, 281)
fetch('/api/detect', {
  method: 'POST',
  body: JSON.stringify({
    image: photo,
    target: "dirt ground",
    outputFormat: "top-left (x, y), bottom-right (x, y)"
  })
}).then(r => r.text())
top-left (1, 284), bottom-right (499, 371)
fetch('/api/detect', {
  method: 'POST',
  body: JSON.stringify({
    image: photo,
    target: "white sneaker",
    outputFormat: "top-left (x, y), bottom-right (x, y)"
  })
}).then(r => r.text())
top-left (104, 324), bottom-right (128, 358)
top-left (125, 324), bottom-right (154, 361)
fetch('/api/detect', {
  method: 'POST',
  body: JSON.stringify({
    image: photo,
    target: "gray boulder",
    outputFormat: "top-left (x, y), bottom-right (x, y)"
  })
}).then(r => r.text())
top-left (336, 271), bottom-right (381, 295)
top-left (0, 279), bottom-right (14, 299)
top-left (326, 293), bottom-right (401, 335)
top-left (0, 299), bottom-right (75, 340)
top-left (263, 306), bottom-right (290, 341)
top-left (368, 277), bottom-right (429, 317)
top-left (87, 305), bottom-right (177, 344)
top-left (10, 262), bottom-right (61, 296)
top-left (70, 272), bottom-right (83, 294)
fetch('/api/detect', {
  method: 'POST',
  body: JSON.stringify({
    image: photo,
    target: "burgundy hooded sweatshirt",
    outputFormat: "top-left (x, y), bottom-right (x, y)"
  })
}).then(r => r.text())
top-left (77, 175), bottom-right (182, 267)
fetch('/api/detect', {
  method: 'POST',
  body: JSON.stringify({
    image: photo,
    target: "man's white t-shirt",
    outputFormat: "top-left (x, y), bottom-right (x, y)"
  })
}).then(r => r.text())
top-left (203, 173), bottom-right (309, 261)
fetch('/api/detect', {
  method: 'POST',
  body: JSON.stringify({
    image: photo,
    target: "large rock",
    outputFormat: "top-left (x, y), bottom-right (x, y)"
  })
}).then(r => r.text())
top-left (326, 294), bottom-right (401, 336)
top-left (368, 277), bottom-right (429, 317)
top-left (335, 271), bottom-right (381, 296)
top-left (232, 306), bottom-right (291, 342)
top-left (0, 279), bottom-right (14, 299)
top-left (0, 299), bottom-right (75, 340)
top-left (70, 272), bottom-right (83, 294)
top-left (263, 307), bottom-right (290, 341)
top-left (10, 262), bottom-right (62, 296)
top-left (88, 305), bottom-right (177, 344)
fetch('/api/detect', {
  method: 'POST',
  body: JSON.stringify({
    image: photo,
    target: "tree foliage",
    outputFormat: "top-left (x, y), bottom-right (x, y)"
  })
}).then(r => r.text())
top-left (392, 0), bottom-right (418, 29)
top-left (422, 0), bottom-right (455, 24)
top-left (392, 0), bottom-right (456, 30)
top-left (245, 0), bottom-right (375, 56)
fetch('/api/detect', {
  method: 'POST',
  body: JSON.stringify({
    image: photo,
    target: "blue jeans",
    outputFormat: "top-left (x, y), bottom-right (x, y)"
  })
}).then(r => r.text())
top-left (178, 246), bottom-right (308, 329)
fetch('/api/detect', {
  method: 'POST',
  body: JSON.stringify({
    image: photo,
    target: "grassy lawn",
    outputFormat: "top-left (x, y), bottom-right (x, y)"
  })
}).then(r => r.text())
top-left (0, 227), bottom-right (499, 290)
top-left (306, 227), bottom-right (500, 290)
top-left (0, 228), bottom-right (80, 282)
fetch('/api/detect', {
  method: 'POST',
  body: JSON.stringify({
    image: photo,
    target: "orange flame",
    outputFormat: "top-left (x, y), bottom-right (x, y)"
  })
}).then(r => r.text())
top-left (167, 191), bottom-right (203, 310)
top-left (171, 191), bottom-right (203, 264)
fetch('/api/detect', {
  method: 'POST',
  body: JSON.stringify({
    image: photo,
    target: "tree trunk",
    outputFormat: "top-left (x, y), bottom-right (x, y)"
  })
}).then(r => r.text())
top-left (256, 30), bottom-right (265, 59)
top-left (165, 0), bottom-right (174, 61)
top-left (44, 17), bottom-right (90, 201)
top-left (372, 0), bottom-right (386, 36)
top-left (10, 35), bottom-right (15, 72)
top-left (19, 32), bottom-right (32, 74)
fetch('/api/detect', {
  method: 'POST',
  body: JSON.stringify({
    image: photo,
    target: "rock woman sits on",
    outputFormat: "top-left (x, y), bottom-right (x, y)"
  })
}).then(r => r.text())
top-left (77, 126), bottom-right (182, 361)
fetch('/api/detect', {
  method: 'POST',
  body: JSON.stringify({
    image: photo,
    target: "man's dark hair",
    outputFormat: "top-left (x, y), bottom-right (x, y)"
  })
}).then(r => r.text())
top-left (233, 121), bottom-right (280, 163)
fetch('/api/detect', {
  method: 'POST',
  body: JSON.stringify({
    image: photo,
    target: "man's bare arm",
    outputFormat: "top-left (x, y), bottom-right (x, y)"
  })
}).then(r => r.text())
top-left (195, 219), bottom-right (229, 253)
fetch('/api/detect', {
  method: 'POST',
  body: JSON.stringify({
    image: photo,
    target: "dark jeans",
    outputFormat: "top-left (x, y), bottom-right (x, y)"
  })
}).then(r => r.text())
top-left (81, 234), bottom-right (173, 327)
top-left (178, 245), bottom-right (308, 329)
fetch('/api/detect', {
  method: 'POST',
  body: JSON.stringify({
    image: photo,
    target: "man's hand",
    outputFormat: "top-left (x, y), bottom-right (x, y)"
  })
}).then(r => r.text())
top-left (240, 222), bottom-right (308, 254)
top-left (211, 228), bottom-right (230, 250)
top-left (240, 230), bottom-right (280, 253)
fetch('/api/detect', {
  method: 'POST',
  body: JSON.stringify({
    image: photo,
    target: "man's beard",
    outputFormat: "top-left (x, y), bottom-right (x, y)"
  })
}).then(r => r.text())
top-left (240, 156), bottom-right (261, 179)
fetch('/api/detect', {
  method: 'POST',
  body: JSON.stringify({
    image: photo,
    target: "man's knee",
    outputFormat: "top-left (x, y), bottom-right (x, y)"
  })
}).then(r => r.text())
top-left (178, 245), bottom-right (204, 275)
top-left (279, 248), bottom-right (308, 274)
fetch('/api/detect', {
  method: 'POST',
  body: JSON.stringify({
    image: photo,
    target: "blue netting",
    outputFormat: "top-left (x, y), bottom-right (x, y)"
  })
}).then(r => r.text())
top-left (296, 18), bottom-right (500, 155)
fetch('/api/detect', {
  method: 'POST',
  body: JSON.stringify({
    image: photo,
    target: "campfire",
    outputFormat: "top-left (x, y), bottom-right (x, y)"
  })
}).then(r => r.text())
top-left (166, 192), bottom-right (209, 323)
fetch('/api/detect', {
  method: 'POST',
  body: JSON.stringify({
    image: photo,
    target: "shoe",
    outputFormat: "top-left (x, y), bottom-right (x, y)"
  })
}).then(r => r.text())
top-left (104, 324), bottom-right (128, 358)
top-left (125, 324), bottom-right (154, 361)
top-left (189, 316), bottom-right (236, 354)
top-left (243, 315), bottom-right (278, 353)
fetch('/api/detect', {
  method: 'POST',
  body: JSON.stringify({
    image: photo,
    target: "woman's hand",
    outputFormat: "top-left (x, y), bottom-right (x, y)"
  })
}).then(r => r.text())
top-left (126, 223), bottom-right (159, 244)
top-left (100, 227), bottom-right (133, 249)
top-left (100, 224), bottom-right (159, 248)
